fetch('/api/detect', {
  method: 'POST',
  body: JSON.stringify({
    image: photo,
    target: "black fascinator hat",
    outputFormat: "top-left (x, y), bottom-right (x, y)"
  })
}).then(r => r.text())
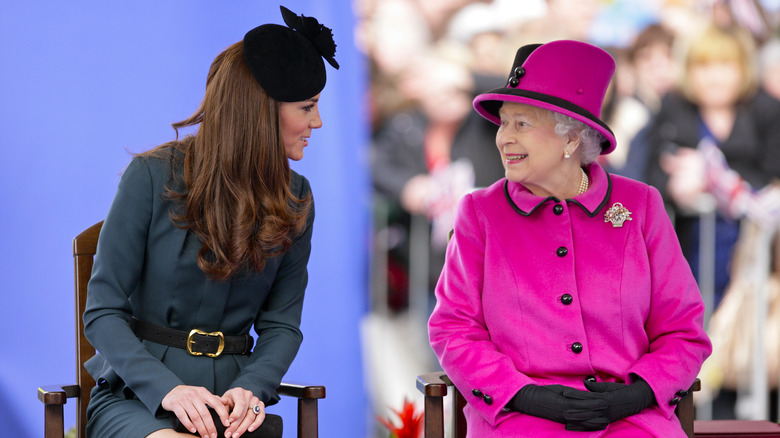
top-left (243, 5), bottom-right (339, 102)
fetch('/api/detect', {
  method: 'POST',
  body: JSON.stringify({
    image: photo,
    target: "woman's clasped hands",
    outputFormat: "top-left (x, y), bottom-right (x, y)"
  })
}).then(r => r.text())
top-left (161, 385), bottom-right (266, 438)
top-left (510, 378), bottom-right (655, 431)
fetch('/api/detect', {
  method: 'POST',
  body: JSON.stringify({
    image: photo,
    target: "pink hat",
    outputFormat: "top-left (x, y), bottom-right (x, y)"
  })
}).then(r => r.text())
top-left (473, 40), bottom-right (617, 154)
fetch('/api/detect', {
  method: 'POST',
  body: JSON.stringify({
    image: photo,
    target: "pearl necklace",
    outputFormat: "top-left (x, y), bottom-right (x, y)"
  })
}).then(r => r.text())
top-left (577, 167), bottom-right (589, 195)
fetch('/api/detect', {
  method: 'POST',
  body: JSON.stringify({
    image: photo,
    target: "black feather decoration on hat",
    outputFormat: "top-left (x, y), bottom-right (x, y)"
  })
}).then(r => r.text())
top-left (280, 6), bottom-right (339, 69)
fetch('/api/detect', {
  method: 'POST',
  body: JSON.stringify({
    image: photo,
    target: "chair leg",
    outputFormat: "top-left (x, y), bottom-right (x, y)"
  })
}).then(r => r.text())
top-left (453, 390), bottom-right (467, 438)
top-left (44, 404), bottom-right (65, 438)
top-left (675, 391), bottom-right (695, 438)
top-left (297, 398), bottom-right (318, 438)
top-left (423, 394), bottom-right (445, 438)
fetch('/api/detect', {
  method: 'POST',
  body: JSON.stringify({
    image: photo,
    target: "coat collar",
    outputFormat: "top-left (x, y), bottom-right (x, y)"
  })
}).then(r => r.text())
top-left (503, 162), bottom-right (612, 217)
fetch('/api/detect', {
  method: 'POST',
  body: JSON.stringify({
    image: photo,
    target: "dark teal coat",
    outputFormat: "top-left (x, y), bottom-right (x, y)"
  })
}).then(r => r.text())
top-left (83, 150), bottom-right (314, 417)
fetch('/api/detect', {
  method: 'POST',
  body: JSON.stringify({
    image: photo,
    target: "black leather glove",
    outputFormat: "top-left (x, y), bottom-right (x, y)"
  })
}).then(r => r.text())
top-left (583, 377), bottom-right (655, 423)
top-left (509, 384), bottom-right (607, 429)
top-left (565, 416), bottom-right (611, 432)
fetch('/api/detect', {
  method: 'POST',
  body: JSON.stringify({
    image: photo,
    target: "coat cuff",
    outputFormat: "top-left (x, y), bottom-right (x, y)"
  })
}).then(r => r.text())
top-left (462, 376), bottom-right (528, 426)
top-left (629, 368), bottom-right (693, 419)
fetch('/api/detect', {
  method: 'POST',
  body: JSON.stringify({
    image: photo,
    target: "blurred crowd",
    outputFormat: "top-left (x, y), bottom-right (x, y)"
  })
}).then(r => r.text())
top-left (359, 0), bottom-right (780, 426)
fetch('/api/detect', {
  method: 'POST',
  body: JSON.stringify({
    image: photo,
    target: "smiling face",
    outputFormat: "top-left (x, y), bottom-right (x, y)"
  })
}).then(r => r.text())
top-left (497, 102), bottom-right (582, 198)
top-left (279, 93), bottom-right (323, 161)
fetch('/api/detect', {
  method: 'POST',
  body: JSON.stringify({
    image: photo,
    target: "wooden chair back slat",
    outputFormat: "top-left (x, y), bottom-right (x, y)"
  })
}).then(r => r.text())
top-left (73, 221), bottom-right (102, 438)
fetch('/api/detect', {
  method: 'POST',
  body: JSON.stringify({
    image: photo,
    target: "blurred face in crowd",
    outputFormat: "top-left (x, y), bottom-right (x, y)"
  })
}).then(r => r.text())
top-left (762, 60), bottom-right (780, 101)
top-left (405, 57), bottom-right (474, 124)
top-left (682, 25), bottom-right (755, 108)
top-left (689, 60), bottom-right (742, 109)
top-left (634, 41), bottom-right (676, 97)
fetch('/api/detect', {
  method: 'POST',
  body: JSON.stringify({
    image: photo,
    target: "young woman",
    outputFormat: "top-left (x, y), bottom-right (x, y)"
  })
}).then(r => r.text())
top-left (82, 6), bottom-right (338, 438)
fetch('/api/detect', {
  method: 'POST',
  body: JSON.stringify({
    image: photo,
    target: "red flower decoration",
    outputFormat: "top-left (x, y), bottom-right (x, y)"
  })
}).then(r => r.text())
top-left (377, 399), bottom-right (423, 438)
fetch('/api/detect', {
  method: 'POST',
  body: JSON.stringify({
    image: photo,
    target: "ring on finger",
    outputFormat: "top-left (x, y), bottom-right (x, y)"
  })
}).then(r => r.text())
top-left (249, 405), bottom-right (261, 415)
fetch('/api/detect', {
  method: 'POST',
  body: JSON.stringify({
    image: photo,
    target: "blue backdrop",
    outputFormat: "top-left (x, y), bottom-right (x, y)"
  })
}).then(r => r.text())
top-left (0, 1), bottom-right (370, 437)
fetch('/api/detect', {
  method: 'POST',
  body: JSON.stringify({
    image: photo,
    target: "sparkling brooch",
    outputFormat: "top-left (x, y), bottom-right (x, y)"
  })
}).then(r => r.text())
top-left (604, 202), bottom-right (632, 227)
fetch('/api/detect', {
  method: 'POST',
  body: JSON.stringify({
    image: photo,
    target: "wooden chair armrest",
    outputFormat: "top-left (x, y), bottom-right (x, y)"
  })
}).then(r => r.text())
top-left (277, 383), bottom-right (324, 438)
top-left (675, 378), bottom-right (700, 438)
top-left (417, 372), bottom-right (459, 438)
top-left (416, 372), bottom-right (450, 398)
top-left (38, 384), bottom-right (80, 405)
top-left (277, 382), bottom-right (326, 400)
top-left (39, 384), bottom-right (82, 438)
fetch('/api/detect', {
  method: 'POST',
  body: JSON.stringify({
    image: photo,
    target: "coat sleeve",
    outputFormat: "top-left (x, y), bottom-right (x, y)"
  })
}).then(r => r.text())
top-left (428, 193), bottom-right (529, 427)
top-left (229, 175), bottom-right (314, 405)
top-left (628, 186), bottom-right (712, 418)
top-left (83, 156), bottom-right (185, 415)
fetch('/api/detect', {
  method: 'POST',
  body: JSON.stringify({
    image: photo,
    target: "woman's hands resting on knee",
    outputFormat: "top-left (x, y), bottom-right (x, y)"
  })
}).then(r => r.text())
top-left (508, 377), bottom-right (656, 431)
top-left (221, 387), bottom-right (265, 438)
top-left (162, 385), bottom-right (230, 438)
top-left (509, 384), bottom-right (609, 431)
top-left (162, 385), bottom-right (265, 438)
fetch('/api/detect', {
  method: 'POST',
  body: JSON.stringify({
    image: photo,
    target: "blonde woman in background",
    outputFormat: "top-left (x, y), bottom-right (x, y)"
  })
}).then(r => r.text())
top-left (644, 23), bottom-right (780, 418)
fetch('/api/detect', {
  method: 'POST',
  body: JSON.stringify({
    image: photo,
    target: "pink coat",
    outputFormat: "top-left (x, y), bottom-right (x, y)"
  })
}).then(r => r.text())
top-left (428, 163), bottom-right (712, 437)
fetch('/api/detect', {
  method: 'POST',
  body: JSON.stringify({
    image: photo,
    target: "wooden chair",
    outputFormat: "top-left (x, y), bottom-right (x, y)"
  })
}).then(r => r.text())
top-left (38, 221), bottom-right (326, 438)
top-left (417, 372), bottom-right (701, 438)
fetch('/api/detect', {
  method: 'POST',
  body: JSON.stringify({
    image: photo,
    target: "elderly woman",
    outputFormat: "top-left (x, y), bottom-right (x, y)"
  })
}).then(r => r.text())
top-left (428, 40), bottom-right (712, 436)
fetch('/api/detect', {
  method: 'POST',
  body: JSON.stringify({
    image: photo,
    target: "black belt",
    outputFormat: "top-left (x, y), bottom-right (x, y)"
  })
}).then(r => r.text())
top-left (130, 318), bottom-right (253, 358)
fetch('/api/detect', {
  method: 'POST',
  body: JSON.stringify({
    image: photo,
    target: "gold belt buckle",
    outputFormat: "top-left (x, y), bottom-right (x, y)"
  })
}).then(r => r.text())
top-left (186, 329), bottom-right (225, 357)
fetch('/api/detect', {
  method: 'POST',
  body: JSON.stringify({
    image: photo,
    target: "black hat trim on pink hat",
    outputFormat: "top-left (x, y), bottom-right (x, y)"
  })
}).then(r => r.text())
top-left (478, 90), bottom-right (613, 139)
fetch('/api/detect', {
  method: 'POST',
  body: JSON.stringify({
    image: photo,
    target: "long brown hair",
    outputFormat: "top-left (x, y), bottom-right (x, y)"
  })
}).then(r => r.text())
top-left (140, 41), bottom-right (311, 280)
